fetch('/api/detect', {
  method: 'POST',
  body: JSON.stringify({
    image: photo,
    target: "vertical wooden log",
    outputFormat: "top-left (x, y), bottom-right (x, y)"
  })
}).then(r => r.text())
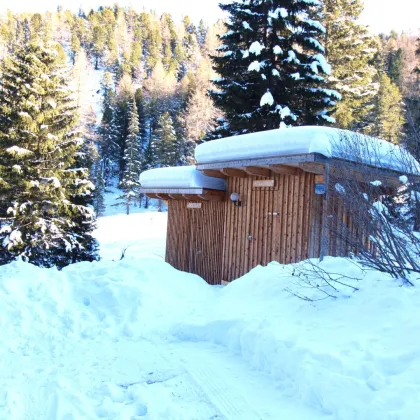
top-left (320, 163), bottom-right (330, 262)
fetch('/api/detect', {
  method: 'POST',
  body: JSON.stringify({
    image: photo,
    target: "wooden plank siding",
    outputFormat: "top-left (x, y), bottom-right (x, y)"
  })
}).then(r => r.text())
top-left (165, 200), bottom-right (225, 285)
top-left (164, 169), bottom-right (370, 284)
top-left (221, 171), bottom-right (317, 282)
top-left (308, 187), bottom-right (374, 259)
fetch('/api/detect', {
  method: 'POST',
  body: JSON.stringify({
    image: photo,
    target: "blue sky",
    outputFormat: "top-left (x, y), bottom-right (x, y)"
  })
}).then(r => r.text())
top-left (1, 0), bottom-right (419, 34)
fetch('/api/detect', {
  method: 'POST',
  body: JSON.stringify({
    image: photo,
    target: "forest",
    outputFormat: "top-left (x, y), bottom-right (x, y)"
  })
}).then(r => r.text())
top-left (0, 0), bottom-right (419, 267)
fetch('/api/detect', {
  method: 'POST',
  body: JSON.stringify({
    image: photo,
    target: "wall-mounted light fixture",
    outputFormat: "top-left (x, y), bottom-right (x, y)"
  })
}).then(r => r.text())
top-left (230, 192), bottom-right (241, 207)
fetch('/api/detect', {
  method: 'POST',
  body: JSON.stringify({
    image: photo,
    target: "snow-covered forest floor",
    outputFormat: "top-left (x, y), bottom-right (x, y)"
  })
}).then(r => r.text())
top-left (1, 207), bottom-right (420, 419)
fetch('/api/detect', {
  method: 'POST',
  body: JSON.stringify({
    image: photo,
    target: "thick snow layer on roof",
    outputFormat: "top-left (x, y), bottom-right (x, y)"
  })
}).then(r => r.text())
top-left (140, 166), bottom-right (226, 190)
top-left (195, 126), bottom-right (420, 174)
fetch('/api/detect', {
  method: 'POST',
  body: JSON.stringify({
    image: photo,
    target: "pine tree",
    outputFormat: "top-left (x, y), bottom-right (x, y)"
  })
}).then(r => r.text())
top-left (144, 61), bottom-right (179, 141)
top-left (135, 88), bottom-right (148, 144)
top-left (197, 20), bottom-right (207, 48)
top-left (98, 72), bottom-right (120, 185)
top-left (151, 112), bottom-right (180, 167)
top-left (134, 88), bottom-right (150, 204)
top-left (370, 73), bottom-right (405, 144)
top-left (72, 16), bottom-right (89, 48)
top-left (322, 0), bottom-right (377, 130)
top-left (30, 13), bottom-right (51, 43)
top-left (70, 33), bottom-right (81, 64)
top-left (115, 98), bottom-right (141, 215)
top-left (406, 38), bottom-right (420, 160)
top-left (90, 22), bottom-right (106, 69)
top-left (130, 40), bottom-right (143, 77)
top-left (92, 160), bottom-right (106, 217)
top-left (387, 48), bottom-right (404, 88)
top-left (182, 16), bottom-right (199, 66)
top-left (114, 75), bottom-right (134, 180)
top-left (209, 0), bottom-right (339, 137)
top-left (0, 40), bottom-right (98, 267)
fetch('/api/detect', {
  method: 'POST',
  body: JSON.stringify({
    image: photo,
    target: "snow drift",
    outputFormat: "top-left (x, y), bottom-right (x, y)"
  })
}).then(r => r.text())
top-left (1, 252), bottom-right (420, 419)
top-left (173, 258), bottom-right (420, 419)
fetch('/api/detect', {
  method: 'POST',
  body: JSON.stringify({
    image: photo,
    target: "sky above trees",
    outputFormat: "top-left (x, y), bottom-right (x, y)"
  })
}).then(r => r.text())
top-left (0, 0), bottom-right (418, 34)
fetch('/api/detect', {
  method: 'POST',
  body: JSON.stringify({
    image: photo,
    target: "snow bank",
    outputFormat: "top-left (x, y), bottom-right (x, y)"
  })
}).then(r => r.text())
top-left (140, 165), bottom-right (226, 190)
top-left (2, 251), bottom-right (420, 419)
top-left (173, 258), bottom-right (420, 420)
top-left (195, 126), bottom-right (420, 175)
top-left (0, 257), bottom-right (215, 418)
top-left (3, 208), bottom-right (420, 419)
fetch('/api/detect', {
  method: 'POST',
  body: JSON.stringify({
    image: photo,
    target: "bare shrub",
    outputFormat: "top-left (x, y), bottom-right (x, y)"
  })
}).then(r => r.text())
top-left (286, 259), bottom-right (362, 302)
top-left (326, 131), bottom-right (420, 283)
top-left (288, 131), bottom-right (419, 300)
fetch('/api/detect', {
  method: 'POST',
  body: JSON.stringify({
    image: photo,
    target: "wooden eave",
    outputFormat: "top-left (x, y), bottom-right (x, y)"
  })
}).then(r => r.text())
top-left (196, 153), bottom-right (324, 171)
top-left (140, 188), bottom-right (225, 201)
top-left (196, 152), bottom-right (419, 189)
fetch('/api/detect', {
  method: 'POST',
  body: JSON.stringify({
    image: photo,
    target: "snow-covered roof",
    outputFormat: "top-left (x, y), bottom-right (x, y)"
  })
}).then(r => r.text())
top-left (139, 166), bottom-right (226, 191)
top-left (195, 126), bottom-right (420, 175)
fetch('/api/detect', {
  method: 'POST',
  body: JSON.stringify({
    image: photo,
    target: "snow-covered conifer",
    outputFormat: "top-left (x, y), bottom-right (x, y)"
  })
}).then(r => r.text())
top-left (322, 0), bottom-right (378, 130)
top-left (151, 112), bottom-right (181, 167)
top-left (0, 40), bottom-right (98, 267)
top-left (210, 0), bottom-right (339, 137)
top-left (115, 98), bottom-right (142, 215)
top-left (369, 73), bottom-right (405, 144)
top-left (98, 72), bottom-right (120, 186)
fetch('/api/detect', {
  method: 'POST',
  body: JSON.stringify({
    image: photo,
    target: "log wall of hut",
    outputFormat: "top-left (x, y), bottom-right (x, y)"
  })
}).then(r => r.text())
top-left (166, 200), bottom-right (225, 285)
top-left (311, 190), bottom-right (372, 259)
top-left (222, 171), bottom-right (317, 282)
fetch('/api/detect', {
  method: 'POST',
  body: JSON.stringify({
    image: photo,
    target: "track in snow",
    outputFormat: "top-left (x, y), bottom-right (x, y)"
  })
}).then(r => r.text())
top-left (1, 337), bottom-right (323, 419)
top-left (169, 341), bottom-right (324, 420)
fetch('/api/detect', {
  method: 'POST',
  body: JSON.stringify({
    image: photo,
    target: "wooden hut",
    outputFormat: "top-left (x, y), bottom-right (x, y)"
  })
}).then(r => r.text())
top-left (140, 166), bottom-right (226, 285)
top-left (140, 126), bottom-right (419, 284)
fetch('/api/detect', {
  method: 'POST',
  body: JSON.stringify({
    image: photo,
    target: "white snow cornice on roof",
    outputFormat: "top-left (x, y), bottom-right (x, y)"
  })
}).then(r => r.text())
top-left (139, 166), bottom-right (226, 190)
top-left (195, 126), bottom-right (420, 175)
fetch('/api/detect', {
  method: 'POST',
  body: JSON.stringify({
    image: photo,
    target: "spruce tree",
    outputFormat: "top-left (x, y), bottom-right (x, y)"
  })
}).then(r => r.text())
top-left (134, 87), bottom-right (150, 208)
top-left (151, 112), bottom-right (180, 167)
top-left (406, 39), bottom-right (420, 160)
top-left (115, 98), bottom-right (142, 215)
top-left (92, 160), bottom-right (106, 217)
top-left (370, 73), bottom-right (405, 144)
top-left (114, 75), bottom-right (134, 181)
top-left (0, 41), bottom-right (98, 267)
top-left (387, 48), bottom-right (404, 88)
top-left (70, 34), bottom-right (81, 65)
top-left (90, 23), bottom-right (106, 69)
top-left (209, 0), bottom-right (339, 137)
top-left (98, 72), bottom-right (120, 185)
top-left (322, 0), bottom-right (377, 130)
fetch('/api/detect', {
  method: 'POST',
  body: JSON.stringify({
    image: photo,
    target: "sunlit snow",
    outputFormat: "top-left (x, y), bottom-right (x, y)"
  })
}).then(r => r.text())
top-left (260, 90), bottom-right (274, 106)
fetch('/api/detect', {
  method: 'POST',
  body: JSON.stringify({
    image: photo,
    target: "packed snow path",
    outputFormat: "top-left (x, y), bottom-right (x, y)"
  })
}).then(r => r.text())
top-left (1, 337), bottom-right (322, 419)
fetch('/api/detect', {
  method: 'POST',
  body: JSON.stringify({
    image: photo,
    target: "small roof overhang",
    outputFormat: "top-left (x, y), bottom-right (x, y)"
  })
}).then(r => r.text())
top-left (195, 127), bottom-right (420, 186)
top-left (196, 153), bottom-right (417, 190)
top-left (140, 165), bottom-right (226, 189)
top-left (139, 188), bottom-right (225, 201)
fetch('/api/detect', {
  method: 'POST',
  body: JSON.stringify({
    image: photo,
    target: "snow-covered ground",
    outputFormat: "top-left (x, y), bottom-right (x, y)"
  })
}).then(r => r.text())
top-left (95, 211), bottom-right (167, 261)
top-left (1, 210), bottom-right (420, 419)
